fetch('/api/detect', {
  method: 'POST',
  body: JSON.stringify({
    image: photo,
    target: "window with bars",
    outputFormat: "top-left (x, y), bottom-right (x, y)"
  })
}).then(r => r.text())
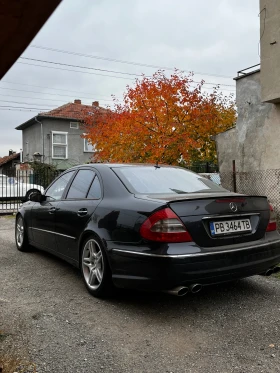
top-left (52, 131), bottom-right (68, 159)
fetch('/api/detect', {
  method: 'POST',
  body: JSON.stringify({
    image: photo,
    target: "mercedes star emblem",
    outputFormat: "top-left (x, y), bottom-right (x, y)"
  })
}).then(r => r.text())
top-left (229, 202), bottom-right (238, 212)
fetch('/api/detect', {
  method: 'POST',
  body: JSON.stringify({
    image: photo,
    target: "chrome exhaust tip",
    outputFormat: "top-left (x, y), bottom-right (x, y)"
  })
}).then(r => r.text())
top-left (164, 286), bottom-right (189, 297)
top-left (189, 284), bottom-right (202, 294)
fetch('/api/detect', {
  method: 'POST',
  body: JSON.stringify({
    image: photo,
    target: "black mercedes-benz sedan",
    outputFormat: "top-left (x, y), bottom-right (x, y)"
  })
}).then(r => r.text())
top-left (15, 164), bottom-right (280, 297)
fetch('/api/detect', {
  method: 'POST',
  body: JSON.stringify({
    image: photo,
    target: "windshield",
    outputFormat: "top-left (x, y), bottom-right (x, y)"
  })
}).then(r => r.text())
top-left (113, 166), bottom-right (226, 194)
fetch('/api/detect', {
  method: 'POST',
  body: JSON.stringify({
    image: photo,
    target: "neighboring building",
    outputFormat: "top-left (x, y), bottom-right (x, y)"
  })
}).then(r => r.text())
top-left (215, 66), bottom-right (280, 173)
top-left (0, 151), bottom-right (20, 176)
top-left (16, 100), bottom-right (102, 170)
top-left (216, 0), bottom-right (280, 173)
top-left (260, 0), bottom-right (280, 104)
top-left (214, 1), bottom-right (280, 220)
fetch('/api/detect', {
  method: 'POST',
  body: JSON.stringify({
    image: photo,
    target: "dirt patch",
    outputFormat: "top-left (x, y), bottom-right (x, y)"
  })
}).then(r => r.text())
top-left (0, 315), bottom-right (35, 373)
top-left (0, 355), bottom-right (36, 373)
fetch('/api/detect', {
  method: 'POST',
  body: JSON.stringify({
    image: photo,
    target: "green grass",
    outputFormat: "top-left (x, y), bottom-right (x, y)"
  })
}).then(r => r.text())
top-left (272, 271), bottom-right (280, 279)
top-left (1, 214), bottom-right (16, 219)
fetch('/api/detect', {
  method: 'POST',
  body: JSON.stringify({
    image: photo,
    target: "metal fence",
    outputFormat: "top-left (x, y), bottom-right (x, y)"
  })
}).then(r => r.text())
top-left (220, 169), bottom-right (280, 227)
top-left (0, 169), bottom-right (60, 214)
top-left (187, 162), bottom-right (219, 174)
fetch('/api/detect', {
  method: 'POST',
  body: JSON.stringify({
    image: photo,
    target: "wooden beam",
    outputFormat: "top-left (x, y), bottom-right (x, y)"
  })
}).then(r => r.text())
top-left (0, 0), bottom-right (62, 79)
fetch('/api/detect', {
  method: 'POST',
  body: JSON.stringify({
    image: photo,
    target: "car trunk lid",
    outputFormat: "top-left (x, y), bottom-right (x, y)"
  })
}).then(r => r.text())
top-left (136, 193), bottom-right (270, 247)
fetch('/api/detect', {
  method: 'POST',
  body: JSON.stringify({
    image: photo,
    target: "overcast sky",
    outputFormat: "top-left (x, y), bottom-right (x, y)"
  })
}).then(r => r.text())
top-left (0, 0), bottom-right (260, 157)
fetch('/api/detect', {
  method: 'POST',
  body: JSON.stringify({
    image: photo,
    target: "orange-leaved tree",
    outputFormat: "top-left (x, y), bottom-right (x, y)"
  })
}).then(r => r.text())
top-left (83, 70), bottom-right (236, 165)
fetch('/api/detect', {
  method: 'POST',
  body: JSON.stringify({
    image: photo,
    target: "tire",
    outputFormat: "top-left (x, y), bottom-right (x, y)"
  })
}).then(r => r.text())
top-left (15, 214), bottom-right (30, 252)
top-left (25, 189), bottom-right (40, 201)
top-left (80, 235), bottom-right (113, 298)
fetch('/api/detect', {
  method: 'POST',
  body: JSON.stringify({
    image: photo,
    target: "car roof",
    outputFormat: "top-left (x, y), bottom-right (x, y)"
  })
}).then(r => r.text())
top-left (68, 163), bottom-right (180, 170)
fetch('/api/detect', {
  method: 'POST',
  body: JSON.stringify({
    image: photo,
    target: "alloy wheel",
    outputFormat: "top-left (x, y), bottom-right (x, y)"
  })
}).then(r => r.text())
top-left (82, 239), bottom-right (104, 290)
top-left (16, 216), bottom-right (24, 248)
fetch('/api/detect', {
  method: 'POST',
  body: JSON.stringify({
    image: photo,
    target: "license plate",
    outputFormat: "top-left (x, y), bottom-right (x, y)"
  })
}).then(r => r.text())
top-left (210, 219), bottom-right (251, 236)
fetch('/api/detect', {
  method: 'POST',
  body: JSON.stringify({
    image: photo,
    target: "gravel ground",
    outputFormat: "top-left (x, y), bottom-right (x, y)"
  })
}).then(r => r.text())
top-left (1, 216), bottom-right (280, 373)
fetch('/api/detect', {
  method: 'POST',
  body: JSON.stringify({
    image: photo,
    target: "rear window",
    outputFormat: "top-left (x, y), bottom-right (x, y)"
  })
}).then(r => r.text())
top-left (113, 166), bottom-right (226, 194)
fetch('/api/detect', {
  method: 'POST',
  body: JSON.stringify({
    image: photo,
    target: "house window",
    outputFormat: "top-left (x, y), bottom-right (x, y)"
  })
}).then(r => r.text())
top-left (52, 131), bottom-right (68, 159)
top-left (84, 138), bottom-right (96, 152)
top-left (70, 122), bottom-right (79, 129)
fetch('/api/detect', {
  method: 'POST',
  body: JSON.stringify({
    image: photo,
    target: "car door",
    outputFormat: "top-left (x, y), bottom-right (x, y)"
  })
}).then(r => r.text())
top-left (55, 169), bottom-right (102, 262)
top-left (31, 170), bottom-right (76, 251)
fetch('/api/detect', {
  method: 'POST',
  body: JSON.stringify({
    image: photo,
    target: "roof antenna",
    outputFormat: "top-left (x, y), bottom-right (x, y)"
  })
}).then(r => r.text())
top-left (155, 161), bottom-right (160, 169)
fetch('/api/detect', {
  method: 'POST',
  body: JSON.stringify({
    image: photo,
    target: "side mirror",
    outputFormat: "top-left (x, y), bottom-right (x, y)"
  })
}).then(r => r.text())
top-left (29, 192), bottom-right (46, 203)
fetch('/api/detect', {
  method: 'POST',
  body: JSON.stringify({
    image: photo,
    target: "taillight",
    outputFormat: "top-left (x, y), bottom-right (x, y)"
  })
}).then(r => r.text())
top-left (266, 203), bottom-right (277, 232)
top-left (140, 207), bottom-right (193, 243)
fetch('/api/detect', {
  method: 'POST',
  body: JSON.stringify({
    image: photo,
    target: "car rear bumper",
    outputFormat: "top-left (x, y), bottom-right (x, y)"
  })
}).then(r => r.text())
top-left (107, 237), bottom-right (280, 290)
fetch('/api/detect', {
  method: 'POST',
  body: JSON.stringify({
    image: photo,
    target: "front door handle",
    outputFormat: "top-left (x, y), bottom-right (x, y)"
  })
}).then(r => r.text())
top-left (77, 208), bottom-right (88, 216)
top-left (49, 207), bottom-right (57, 214)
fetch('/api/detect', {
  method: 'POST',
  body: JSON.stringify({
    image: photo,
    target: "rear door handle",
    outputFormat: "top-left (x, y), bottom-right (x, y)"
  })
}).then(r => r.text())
top-left (77, 208), bottom-right (88, 216)
top-left (49, 207), bottom-right (57, 214)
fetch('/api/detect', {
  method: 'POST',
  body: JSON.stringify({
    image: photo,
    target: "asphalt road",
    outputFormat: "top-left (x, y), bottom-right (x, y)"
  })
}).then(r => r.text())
top-left (1, 216), bottom-right (280, 373)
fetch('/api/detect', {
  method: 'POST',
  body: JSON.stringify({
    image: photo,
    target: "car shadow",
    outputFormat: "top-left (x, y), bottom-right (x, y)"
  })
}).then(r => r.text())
top-left (105, 277), bottom-right (277, 314)
top-left (27, 246), bottom-right (81, 276)
top-left (25, 246), bottom-right (278, 314)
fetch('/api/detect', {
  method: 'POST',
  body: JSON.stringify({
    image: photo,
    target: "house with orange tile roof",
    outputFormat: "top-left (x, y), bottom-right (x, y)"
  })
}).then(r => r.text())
top-left (0, 150), bottom-right (20, 176)
top-left (16, 100), bottom-right (102, 170)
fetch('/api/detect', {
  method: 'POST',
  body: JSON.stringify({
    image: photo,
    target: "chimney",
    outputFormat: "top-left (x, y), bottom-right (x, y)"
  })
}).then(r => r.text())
top-left (9, 149), bottom-right (13, 156)
top-left (92, 101), bottom-right (99, 107)
top-left (74, 99), bottom-right (81, 104)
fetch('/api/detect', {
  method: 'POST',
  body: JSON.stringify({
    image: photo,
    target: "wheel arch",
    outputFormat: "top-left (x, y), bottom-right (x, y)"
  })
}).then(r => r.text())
top-left (16, 210), bottom-right (27, 223)
top-left (78, 230), bottom-right (112, 270)
top-left (16, 207), bottom-right (33, 242)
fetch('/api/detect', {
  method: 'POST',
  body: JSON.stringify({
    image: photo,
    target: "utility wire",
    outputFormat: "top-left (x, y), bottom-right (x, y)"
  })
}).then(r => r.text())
top-left (20, 57), bottom-right (143, 77)
top-left (19, 57), bottom-right (235, 87)
top-left (189, 84), bottom-right (234, 92)
top-left (0, 105), bottom-right (52, 110)
top-left (0, 93), bottom-right (91, 104)
top-left (0, 86), bottom-right (234, 111)
top-left (0, 93), bottom-right (112, 104)
top-left (17, 62), bottom-right (135, 81)
top-left (258, 7), bottom-right (266, 57)
top-left (0, 87), bottom-right (234, 113)
top-left (0, 87), bottom-right (235, 109)
top-left (1, 80), bottom-right (234, 96)
top-left (0, 108), bottom-right (39, 112)
top-left (0, 87), bottom-right (115, 101)
top-left (1, 80), bottom-right (117, 98)
top-left (30, 44), bottom-right (233, 79)
top-left (0, 100), bottom-right (55, 107)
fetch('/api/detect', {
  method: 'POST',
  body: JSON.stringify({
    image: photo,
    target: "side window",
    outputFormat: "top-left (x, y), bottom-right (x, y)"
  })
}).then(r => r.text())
top-left (67, 170), bottom-right (95, 199)
top-left (87, 176), bottom-right (102, 199)
top-left (46, 171), bottom-right (75, 201)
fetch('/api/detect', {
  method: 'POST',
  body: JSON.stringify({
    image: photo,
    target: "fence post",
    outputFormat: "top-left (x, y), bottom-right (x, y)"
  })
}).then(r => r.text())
top-left (232, 160), bottom-right (237, 193)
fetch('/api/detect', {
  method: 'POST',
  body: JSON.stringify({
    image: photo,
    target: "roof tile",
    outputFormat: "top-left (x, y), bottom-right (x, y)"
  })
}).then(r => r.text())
top-left (39, 101), bottom-right (104, 120)
top-left (0, 152), bottom-right (20, 167)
